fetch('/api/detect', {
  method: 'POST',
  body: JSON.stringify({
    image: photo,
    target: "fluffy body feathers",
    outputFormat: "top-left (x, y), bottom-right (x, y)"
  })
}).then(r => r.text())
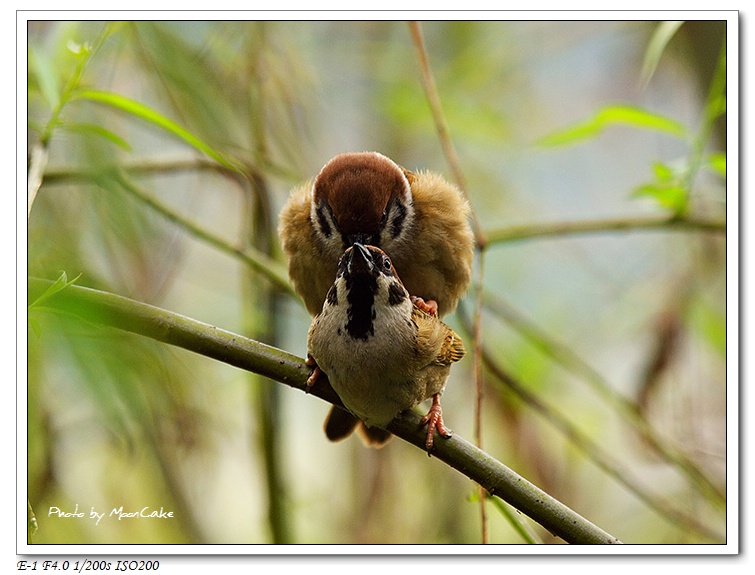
top-left (306, 244), bottom-right (465, 448)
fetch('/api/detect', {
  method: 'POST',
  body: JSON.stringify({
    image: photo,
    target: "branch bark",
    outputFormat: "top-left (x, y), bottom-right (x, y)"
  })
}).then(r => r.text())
top-left (27, 277), bottom-right (622, 544)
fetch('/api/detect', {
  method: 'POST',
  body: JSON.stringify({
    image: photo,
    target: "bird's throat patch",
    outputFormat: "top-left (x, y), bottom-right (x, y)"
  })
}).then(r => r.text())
top-left (345, 274), bottom-right (377, 340)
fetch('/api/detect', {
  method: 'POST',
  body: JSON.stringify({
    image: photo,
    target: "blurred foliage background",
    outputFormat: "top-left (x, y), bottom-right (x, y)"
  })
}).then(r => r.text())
top-left (26, 20), bottom-right (727, 545)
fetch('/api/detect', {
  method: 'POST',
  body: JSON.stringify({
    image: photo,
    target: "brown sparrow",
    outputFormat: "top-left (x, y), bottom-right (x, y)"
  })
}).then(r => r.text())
top-left (278, 151), bottom-right (474, 318)
top-left (306, 243), bottom-right (466, 450)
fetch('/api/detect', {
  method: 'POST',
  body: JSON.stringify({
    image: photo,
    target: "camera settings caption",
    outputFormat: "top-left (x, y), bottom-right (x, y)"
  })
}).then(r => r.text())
top-left (17, 560), bottom-right (159, 572)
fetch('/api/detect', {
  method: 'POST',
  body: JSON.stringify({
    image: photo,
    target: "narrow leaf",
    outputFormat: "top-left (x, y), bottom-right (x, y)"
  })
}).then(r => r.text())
top-left (488, 495), bottom-right (541, 544)
top-left (28, 271), bottom-right (82, 309)
top-left (537, 104), bottom-right (687, 147)
top-left (652, 161), bottom-right (675, 182)
top-left (640, 21), bottom-right (685, 88)
top-left (72, 89), bottom-right (241, 172)
top-left (59, 122), bottom-right (132, 150)
top-left (28, 45), bottom-right (60, 110)
top-left (633, 183), bottom-right (688, 213)
top-left (596, 106), bottom-right (687, 136)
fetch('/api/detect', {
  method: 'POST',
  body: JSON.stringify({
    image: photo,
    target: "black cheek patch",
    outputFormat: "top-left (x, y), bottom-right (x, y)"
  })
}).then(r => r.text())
top-left (388, 282), bottom-right (407, 306)
top-left (390, 201), bottom-right (407, 239)
top-left (316, 204), bottom-right (333, 238)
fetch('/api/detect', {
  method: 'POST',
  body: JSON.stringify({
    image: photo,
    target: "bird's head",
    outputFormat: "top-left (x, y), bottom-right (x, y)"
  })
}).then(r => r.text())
top-left (310, 152), bottom-right (414, 259)
top-left (324, 243), bottom-right (411, 341)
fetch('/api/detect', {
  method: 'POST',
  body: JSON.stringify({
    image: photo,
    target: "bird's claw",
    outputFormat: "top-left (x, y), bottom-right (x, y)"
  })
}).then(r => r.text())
top-left (411, 296), bottom-right (439, 317)
top-left (419, 394), bottom-right (452, 452)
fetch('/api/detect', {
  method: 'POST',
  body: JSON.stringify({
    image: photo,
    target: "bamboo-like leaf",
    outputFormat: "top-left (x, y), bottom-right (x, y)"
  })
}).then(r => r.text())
top-left (72, 89), bottom-right (242, 172)
top-left (28, 271), bottom-right (82, 309)
top-left (59, 122), bottom-right (132, 150)
top-left (633, 182), bottom-right (688, 213)
top-left (537, 104), bottom-right (687, 147)
top-left (640, 21), bottom-right (685, 88)
top-left (487, 495), bottom-right (541, 544)
top-left (652, 160), bottom-right (675, 181)
top-left (28, 45), bottom-right (60, 110)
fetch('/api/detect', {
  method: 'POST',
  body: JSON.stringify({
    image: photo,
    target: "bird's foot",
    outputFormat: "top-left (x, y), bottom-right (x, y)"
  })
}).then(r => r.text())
top-left (305, 355), bottom-right (322, 392)
top-left (419, 394), bottom-right (452, 452)
top-left (411, 296), bottom-right (439, 317)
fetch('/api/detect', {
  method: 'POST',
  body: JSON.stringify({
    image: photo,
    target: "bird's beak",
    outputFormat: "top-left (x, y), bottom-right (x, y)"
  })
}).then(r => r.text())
top-left (347, 232), bottom-right (368, 246)
top-left (348, 242), bottom-right (373, 274)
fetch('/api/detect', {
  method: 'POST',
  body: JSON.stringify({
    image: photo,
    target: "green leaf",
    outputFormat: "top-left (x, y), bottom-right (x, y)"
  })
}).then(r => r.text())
top-left (709, 94), bottom-right (727, 119)
top-left (652, 161), bottom-right (675, 182)
top-left (71, 89), bottom-right (242, 172)
top-left (29, 271), bottom-right (82, 310)
top-left (537, 104), bottom-right (687, 147)
top-left (488, 496), bottom-right (541, 544)
top-left (706, 152), bottom-right (726, 178)
top-left (28, 45), bottom-right (60, 110)
top-left (633, 183), bottom-right (688, 213)
top-left (59, 122), bottom-right (132, 150)
top-left (640, 21), bottom-right (685, 88)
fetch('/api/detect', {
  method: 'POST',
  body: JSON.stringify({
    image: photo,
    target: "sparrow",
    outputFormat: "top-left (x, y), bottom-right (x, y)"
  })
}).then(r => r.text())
top-left (278, 151), bottom-right (474, 318)
top-left (306, 243), bottom-right (466, 451)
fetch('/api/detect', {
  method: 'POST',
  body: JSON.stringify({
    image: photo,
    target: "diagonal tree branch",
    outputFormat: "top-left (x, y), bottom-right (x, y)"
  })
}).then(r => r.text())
top-left (482, 291), bottom-right (726, 507)
top-left (27, 277), bottom-right (622, 545)
top-left (456, 306), bottom-right (724, 543)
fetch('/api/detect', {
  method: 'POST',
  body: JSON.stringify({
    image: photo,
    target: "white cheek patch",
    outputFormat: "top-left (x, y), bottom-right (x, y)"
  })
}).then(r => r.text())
top-left (375, 276), bottom-right (412, 316)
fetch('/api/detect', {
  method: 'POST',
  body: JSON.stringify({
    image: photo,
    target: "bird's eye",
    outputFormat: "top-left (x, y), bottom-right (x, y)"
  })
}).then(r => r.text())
top-left (382, 256), bottom-right (392, 271)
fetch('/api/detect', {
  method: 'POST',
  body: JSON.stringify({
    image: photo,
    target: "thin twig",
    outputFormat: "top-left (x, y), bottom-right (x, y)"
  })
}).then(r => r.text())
top-left (684, 38), bottom-right (727, 206)
top-left (44, 156), bottom-right (245, 183)
top-left (485, 214), bottom-right (726, 245)
top-left (471, 250), bottom-right (488, 541)
top-left (27, 144), bottom-right (49, 218)
top-left (42, 161), bottom-right (298, 299)
top-left (407, 21), bottom-right (485, 248)
top-left (41, 167), bottom-right (297, 298)
top-left (108, 170), bottom-right (297, 298)
top-left (28, 277), bottom-right (623, 545)
top-left (409, 19), bottom-right (491, 543)
top-left (37, 23), bottom-right (114, 147)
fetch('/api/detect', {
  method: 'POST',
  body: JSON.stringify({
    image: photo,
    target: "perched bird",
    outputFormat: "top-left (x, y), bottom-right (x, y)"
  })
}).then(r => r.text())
top-left (279, 151), bottom-right (474, 445)
top-left (306, 243), bottom-right (466, 450)
top-left (278, 151), bottom-right (474, 318)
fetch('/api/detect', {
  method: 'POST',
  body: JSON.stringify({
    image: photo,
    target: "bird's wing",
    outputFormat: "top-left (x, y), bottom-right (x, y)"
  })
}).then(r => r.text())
top-left (411, 304), bottom-right (466, 366)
